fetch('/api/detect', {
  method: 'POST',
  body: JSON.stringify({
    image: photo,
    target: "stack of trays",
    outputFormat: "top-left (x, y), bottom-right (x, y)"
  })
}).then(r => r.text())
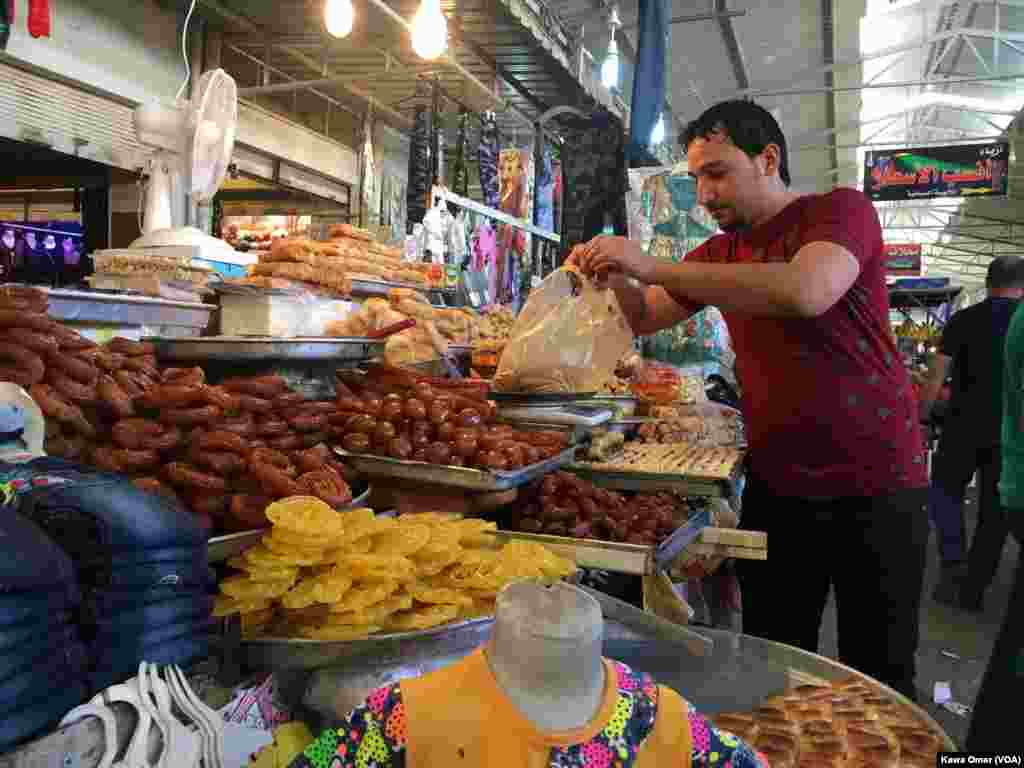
top-left (14, 458), bottom-right (215, 692)
top-left (0, 507), bottom-right (87, 751)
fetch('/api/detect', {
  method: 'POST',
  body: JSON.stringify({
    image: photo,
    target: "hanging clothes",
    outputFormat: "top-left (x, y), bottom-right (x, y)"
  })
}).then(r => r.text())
top-left (559, 108), bottom-right (629, 256)
top-left (629, 0), bottom-right (667, 158)
top-left (451, 111), bottom-right (470, 198)
top-left (478, 112), bottom-right (500, 211)
top-left (361, 112), bottom-right (376, 224)
top-left (535, 147), bottom-right (555, 234)
top-left (406, 107), bottom-right (432, 232)
top-left (473, 221), bottom-right (498, 308)
top-left (496, 147), bottom-right (532, 306)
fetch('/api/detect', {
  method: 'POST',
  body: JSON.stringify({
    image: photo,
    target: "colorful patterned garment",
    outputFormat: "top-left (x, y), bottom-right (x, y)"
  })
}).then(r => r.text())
top-left (478, 113), bottom-right (501, 211)
top-left (405, 107), bottom-right (431, 233)
top-left (288, 652), bottom-right (767, 768)
top-left (558, 108), bottom-right (629, 258)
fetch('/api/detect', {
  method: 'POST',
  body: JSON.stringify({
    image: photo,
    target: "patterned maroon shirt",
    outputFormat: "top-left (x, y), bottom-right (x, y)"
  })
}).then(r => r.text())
top-left (679, 188), bottom-right (927, 498)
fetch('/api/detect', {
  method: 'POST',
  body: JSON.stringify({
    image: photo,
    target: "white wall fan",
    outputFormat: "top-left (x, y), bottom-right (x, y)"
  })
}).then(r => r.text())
top-left (130, 67), bottom-right (238, 259)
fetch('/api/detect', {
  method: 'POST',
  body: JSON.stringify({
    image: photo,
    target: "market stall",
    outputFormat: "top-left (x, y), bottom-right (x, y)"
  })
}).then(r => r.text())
top-left (0, 252), bottom-right (957, 764)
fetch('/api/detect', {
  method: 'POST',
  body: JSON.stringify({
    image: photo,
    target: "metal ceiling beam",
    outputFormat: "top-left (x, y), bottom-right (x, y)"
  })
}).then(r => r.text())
top-left (583, 0), bottom-right (686, 146)
top-left (742, 72), bottom-right (1024, 98)
top-left (362, 0), bottom-right (533, 129)
top-left (199, 0), bottom-right (413, 130)
top-left (822, 0), bottom-right (837, 190)
top-left (225, 42), bottom-right (366, 118)
top-left (446, 16), bottom-right (549, 115)
top-left (714, 0), bottom-right (749, 91)
top-left (962, 28), bottom-right (1024, 42)
top-left (621, 10), bottom-right (746, 29)
top-left (708, 29), bottom-right (965, 101)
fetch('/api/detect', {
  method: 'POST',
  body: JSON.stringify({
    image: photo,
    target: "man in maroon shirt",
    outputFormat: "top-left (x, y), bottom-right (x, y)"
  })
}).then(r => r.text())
top-left (570, 100), bottom-right (928, 701)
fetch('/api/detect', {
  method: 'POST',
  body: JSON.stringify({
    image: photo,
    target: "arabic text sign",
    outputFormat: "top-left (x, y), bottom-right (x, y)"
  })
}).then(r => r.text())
top-left (884, 243), bottom-right (923, 276)
top-left (864, 142), bottom-right (1009, 201)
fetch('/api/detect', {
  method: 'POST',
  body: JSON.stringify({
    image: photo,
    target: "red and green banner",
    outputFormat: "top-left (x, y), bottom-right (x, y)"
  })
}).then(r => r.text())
top-left (883, 243), bottom-right (923, 276)
top-left (864, 142), bottom-right (1008, 201)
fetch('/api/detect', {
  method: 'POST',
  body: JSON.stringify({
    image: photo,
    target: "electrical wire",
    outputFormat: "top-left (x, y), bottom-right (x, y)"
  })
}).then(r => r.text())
top-left (175, 0), bottom-right (198, 102)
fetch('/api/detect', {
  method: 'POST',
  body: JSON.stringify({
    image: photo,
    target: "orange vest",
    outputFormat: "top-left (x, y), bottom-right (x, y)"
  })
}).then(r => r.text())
top-left (400, 649), bottom-right (693, 768)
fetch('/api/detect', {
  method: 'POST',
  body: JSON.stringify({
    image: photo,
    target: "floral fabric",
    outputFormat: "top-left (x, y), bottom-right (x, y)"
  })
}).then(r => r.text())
top-left (288, 660), bottom-right (766, 768)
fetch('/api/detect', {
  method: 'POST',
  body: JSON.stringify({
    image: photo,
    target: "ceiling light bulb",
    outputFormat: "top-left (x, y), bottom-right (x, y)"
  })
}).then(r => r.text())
top-left (325, 0), bottom-right (354, 38)
top-left (412, 0), bottom-right (448, 60)
top-left (650, 113), bottom-right (665, 145)
top-left (602, 38), bottom-right (619, 89)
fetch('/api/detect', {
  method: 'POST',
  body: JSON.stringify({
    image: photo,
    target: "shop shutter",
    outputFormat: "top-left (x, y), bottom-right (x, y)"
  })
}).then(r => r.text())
top-left (0, 62), bottom-right (145, 171)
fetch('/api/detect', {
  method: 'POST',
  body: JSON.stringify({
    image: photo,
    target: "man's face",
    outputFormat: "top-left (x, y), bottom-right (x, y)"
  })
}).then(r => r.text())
top-left (687, 130), bottom-right (770, 233)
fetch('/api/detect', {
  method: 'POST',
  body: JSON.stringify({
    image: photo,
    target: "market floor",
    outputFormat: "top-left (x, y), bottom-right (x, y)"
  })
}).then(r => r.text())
top-left (814, 486), bottom-right (1019, 748)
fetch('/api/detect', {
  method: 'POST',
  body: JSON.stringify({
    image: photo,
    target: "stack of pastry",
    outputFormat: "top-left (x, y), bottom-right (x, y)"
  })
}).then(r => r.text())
top-left (709, 677), bottom-right (944, 768)
top-left (255, 235), bottom-right (430, 288)
top-left (327, 224), bottom-right (438, 287)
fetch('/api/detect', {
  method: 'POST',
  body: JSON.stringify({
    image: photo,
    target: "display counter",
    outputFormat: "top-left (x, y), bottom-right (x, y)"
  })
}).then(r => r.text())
top-left (42, 287), bottom-right (216, 339)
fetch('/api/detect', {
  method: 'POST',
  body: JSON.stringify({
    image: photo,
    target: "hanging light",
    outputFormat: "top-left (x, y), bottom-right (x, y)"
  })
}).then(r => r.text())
top-left (601, 6), bottom-right (621, 90)
top-left (412, 0), bottom-right (448, 60)
top-left (650, 113), bottom-right (666, 145)
top-left (325, 0), bottom-right (354, 38)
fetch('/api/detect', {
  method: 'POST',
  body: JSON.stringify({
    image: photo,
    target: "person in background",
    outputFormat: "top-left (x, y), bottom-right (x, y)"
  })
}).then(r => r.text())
top-left (570, 99), bottom-right (928, 701)
top-left (0, 228), bottom-right (17, 282)
top-left (965, 300), bottom-right (1024, 749)
top-left (16, 230), bottom-right (38, 282)
top-left (919, 256), bottom-right (1024, 612)
top-left (60, 235), bottom-right (91, 287)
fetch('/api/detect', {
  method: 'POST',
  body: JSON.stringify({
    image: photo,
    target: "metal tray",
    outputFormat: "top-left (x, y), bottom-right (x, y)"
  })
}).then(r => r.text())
top-left (496, 405), bottom-right (613, 428)
top-left (489, 391), bottom-right (598, 404)
top-left (350, 278), bottom-right (432, 298)
top-left (582, 395), bottom-right (639, 416)
top-left (567, 454), bottom-right (745, 499)
top-left (492, 508), bottom-right (710, 575)
top-left (492, 421), bottom-right (583, 443)
top-left (145, 336), bottom-right (385, 362)
top-left (44, 287), bottom-right (216, 329)
top-left (238, 616), bottom-right (494, 671)
top-left (208, 482), bottom-right (372, 563)
top-left (601, 418), bottom-right (658, 436)
top-left (335, 445), bottom-right (576, 492)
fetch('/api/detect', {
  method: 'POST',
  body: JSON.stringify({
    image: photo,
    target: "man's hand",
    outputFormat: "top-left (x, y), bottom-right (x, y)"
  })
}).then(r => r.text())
top-left (569, 236), bottom-right (657, 283)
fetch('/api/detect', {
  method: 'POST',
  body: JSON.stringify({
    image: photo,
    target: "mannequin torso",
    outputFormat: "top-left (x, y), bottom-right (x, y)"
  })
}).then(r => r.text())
top-left (484, 581), bottom-right (606, 732)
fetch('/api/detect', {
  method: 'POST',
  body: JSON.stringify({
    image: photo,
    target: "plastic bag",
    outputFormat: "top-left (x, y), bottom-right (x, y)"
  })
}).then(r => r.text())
top-left (494, 267), bottom-right (634, 394)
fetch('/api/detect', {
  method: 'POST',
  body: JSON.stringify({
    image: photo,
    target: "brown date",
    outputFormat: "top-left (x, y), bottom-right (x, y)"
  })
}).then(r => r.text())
top-left (425, 442), bottom-right (452, 465)
top-left (342, 432), bottom-right (371, 453)
top-left (404, 398), bottom-right (427, 420)
top-left (373, 421), bottom-right (397, 445)
top-left (388, 436), bottom-right (413, 460)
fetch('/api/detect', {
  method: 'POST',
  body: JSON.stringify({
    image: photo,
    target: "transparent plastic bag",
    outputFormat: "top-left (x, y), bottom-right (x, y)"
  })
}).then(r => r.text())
top-left (494, 267), bottom-right (634, 394)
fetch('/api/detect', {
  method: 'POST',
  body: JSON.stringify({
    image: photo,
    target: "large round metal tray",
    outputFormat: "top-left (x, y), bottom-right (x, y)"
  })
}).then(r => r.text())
top-left (207, 481), bottom-right (372, 563)
top-left (250, 619), bottom-right (955, 751)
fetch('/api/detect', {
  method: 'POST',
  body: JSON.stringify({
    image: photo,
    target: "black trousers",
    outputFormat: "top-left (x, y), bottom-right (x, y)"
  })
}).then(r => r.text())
top-left (965, 520), bottom-right (1024, 751)
top-left (931, 437), bottom-right (1011, 604)
top-left (736, 478), bottom-right (929, 701)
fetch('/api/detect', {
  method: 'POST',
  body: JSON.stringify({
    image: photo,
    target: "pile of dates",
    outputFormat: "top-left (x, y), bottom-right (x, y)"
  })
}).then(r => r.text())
top-left (511, 472), bottom-right (690, 545)
top-left (333, 379), bottom-right (568, 470)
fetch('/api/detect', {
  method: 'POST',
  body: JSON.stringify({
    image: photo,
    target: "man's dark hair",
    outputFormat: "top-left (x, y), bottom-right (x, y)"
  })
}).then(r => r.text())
top-left (681, 100), bottom-right (791, 187)
top-left (986, 255), bottom-right (1024, 290)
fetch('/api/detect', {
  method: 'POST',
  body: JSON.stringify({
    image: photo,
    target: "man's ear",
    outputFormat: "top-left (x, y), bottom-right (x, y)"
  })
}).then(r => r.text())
top-left (759, 143), bottom-right (782, 178)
